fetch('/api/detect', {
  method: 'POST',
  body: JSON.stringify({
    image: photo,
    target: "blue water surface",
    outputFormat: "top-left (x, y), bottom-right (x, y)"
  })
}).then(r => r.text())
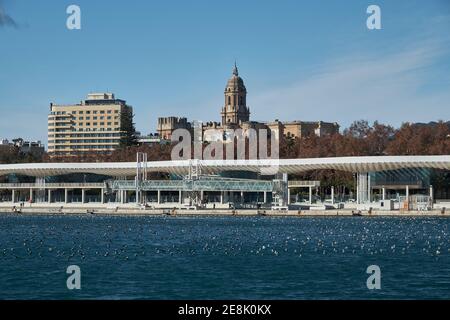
top-left (0, 214), bottom-right (449, 299)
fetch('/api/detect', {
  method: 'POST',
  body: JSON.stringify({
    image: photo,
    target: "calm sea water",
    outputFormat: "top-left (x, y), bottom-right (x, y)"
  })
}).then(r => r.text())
top-left (0, 214), bottom-right (449, 300)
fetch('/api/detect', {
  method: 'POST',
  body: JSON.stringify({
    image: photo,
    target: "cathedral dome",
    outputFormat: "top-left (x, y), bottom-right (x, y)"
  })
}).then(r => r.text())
top-left (221, 62), bottom-right (250, 125)
top-left (225, 63), bottom-right (247, 93)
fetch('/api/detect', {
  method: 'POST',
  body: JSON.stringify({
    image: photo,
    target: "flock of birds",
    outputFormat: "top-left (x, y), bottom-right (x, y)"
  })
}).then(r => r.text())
top-left (0, 215), bottom-right (448, 263)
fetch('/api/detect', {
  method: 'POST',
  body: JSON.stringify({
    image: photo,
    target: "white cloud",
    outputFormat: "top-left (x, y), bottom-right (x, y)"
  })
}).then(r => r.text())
top-left (251, 39), bottom-right (450, 127)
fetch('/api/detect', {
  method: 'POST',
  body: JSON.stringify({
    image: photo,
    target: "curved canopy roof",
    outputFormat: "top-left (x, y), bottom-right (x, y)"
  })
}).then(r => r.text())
top-left (0, 156), bottom-right (449, 178)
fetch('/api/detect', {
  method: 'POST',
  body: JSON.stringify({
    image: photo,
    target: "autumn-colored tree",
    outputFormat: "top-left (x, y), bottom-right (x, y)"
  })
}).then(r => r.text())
top-left (16, 119), bottom-right (449, 165)
top-left (0, 145), bottom-right (44, 164)
top-left (386, 121), bottom-right (450, 155)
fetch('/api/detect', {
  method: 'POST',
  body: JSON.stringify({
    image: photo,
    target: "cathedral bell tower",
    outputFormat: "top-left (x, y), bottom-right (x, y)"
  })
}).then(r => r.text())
top-left (221, 63), bottom-right (250, 125)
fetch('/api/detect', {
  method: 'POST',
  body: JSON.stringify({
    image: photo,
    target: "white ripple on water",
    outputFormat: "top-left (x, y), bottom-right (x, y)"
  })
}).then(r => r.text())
top-left (0, 216), bottom-right (448, 264)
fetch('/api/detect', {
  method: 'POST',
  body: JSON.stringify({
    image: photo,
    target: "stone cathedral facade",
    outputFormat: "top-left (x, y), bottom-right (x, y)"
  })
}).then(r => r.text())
top-left (157, 64), bottom-right (339, 142)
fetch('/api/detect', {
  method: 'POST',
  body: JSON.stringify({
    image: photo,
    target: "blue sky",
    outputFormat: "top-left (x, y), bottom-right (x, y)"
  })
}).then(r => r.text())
top-left (0, 0), bottom-right (449, 144)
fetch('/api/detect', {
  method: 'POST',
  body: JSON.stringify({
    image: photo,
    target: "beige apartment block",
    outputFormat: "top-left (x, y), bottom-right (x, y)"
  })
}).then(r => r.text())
top-left (47, 93), bottom-right (133, 157)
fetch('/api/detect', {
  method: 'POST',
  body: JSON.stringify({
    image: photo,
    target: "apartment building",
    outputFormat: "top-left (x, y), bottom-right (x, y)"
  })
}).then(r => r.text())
top-left (48, 93), bottom-right (133, 156)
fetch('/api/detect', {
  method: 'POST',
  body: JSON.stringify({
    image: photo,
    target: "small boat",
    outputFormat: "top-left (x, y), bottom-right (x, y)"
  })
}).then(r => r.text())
top-left (352, 211), bottom-right (363, 217)
top-left (87, 210), bottom-right (95, 215)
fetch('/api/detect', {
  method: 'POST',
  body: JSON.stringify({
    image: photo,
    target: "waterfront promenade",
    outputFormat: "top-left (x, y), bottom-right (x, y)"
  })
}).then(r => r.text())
top-left (1, 203), bottom-right (448, 217)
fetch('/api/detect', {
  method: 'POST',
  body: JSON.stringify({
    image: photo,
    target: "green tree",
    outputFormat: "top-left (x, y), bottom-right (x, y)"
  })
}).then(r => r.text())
top-left (119, 108), bottom-right (138, 147)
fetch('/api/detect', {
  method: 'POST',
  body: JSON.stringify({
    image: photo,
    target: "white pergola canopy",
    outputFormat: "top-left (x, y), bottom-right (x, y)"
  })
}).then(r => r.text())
top-left (0, 156), bottom-right (449, 178)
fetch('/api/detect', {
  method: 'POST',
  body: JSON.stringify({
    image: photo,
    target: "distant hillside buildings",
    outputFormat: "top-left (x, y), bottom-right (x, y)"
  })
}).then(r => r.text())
top-left (0, 138), bottom-right (45, 157)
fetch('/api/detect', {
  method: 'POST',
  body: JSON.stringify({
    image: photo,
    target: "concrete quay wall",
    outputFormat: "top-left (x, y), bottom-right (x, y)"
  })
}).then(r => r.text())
top-left (0, 204), bottom-right (448, 217)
